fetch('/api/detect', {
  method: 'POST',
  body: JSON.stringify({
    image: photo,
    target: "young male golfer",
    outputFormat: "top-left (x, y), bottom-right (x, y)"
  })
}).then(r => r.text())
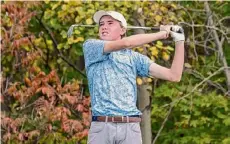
top-left (83, 10), bottom-right (185, 144)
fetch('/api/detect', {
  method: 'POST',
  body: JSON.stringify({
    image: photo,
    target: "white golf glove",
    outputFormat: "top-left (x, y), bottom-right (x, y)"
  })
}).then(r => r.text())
top-left (170, 25), bottom-right (185, 42)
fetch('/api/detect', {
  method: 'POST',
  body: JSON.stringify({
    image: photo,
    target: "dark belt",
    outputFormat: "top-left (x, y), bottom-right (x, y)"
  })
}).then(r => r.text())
top-left (92, 115), bottom-right (141, 123)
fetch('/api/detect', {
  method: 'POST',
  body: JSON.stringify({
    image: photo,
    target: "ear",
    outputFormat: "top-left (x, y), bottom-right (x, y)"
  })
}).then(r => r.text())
top-left (120, 27), bottom-right (126, 35)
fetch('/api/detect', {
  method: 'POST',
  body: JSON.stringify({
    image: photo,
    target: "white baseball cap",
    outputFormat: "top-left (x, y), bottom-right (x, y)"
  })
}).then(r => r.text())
top-left (93, 10), bottom-right (127, 28)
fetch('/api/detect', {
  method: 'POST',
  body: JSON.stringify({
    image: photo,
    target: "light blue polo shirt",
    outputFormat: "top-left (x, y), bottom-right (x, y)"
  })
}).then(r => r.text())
top-left (83, 39), bottom-right (153, 116)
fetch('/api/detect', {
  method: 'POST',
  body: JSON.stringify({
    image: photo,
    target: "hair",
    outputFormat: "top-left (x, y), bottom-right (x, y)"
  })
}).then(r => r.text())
top-left (119, 22), bottom-right (126, 39)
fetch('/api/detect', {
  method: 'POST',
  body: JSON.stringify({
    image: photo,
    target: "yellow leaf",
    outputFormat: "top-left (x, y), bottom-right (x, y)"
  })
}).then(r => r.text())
top-left (156, 44), bottom-right (163, 49)
top-left (162, 52), bottom-right (170, 61)
top-left (144, 44), bottom-right (150, 48)
top-left (151, 50), bottom-right (158, 57)
top-left (74, 30), bottom-right (81, 35)
top-left (166, 46), bottom-right (174, 51)
top-left (74, 37), bottom-right (84, 43)
top-left (75, 16), bottom-right (81, 23)
top-left (151, 5), bottom-right (155, 10)
top-left (137, 78), bottom-right (143, 85)
top-left (169, 15), bottom-right (177, 21)
top-left (179, 10), bottom-right (186, 16)
top-left (34, 38), bottom-right (42, 46)
top-left (44, 0), bottom-right (50, 4)
top-left (149, 13), bottom-right (155, 17)
top-left (61, 5), bottom-right (67, 11)
top-left (160, 6), bottom-right (168, 13)
top-left (34, 66), bottom-right (41, 73)
top-left (147, 78), bottom-right (152, 83)
top-left (184, 63), bottom-right (192, 68)
top-left (67, 37), bottom-right (74, 44)
top-left (171, 3), bottom-right (177, 9)
top-left (156, 41), bottom-right (163, 49)
top-left (156, 41), bottom-right (163, 46)
top-left (137, 47), bottom-right (144, 53)
top-left (52, 2), bottom-right (61, 10)
top-left (69, 1), bottom-right (81, 6)
top-left (86, 18), bottom-right (93, 25)
top-left (57, 43), bottom-right (64, 50)
top-left (149, 46), bottom-right (157, 51)
top-left (155, 15), bottom-right (162, 22)
top-left (154, 3), bottom-right (160, 9)
top-left (78, 37), bottom-right (84, 42)
top-left (150, 56), bottom-right (155, 61)
top-left (46, 40), bottom-right (53, 46)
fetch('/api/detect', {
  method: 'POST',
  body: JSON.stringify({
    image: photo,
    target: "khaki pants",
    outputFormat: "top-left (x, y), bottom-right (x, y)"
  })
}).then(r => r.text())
top-left (87, 122), bottom-right (142, 144)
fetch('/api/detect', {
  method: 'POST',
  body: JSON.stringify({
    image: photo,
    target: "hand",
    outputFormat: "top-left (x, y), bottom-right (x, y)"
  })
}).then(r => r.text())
top-left (160, 25), bottom-right (172, 38)
top-left (170, 25), bottom-right (185, 42)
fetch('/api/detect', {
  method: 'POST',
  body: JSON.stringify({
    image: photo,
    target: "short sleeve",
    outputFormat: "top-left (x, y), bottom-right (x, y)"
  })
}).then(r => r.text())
top-left (132, 51), bottom-right (154, 77)
top-left (83, 39), bottom-right (109, 69)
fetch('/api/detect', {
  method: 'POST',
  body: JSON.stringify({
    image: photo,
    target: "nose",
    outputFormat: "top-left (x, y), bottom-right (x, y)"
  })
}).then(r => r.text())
top-left (101, 25), bottom-right (107, 30)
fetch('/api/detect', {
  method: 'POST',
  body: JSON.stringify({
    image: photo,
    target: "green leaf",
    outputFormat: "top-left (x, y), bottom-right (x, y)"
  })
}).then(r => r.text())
top-left (216, 111), bottom-right (227, 119)
top-left (223, 117), bottom-right (230, 126)
top-left (222, 137), bottom-right (230, 144)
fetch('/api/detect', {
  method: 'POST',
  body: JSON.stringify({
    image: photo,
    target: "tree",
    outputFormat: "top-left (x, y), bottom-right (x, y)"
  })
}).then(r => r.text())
top-left (1, 1), bottom-right (230, 144)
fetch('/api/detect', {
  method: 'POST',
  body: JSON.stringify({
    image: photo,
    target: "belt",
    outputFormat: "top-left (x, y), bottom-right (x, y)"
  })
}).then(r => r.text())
top-left (92, 115), bottom-right (142, 123)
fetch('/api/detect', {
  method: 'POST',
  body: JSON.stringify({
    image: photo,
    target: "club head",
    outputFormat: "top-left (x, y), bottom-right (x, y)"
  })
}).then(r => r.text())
top-left (67, 25), bottom-right (75, 38)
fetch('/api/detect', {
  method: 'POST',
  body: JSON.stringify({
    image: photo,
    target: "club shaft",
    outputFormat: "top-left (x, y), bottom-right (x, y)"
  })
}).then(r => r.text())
top-left (70, 24), bottom-right (159, 29)
top-left (67, 24), bottom-right (159, 37)
top-left (127, 26), bottom-right (159, 30)
top-left (67, 24), bottom-right (183, 37)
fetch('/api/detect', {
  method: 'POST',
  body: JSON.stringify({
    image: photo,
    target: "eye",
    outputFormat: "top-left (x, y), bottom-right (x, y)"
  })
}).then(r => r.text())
top-left (99, 23), bottom-right (104, 27)
top-left (108, 22), bottom-right (113, 25)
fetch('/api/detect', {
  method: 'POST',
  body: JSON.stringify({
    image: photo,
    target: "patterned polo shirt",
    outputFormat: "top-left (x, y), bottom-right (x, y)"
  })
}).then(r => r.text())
top-left (83, 39), bottom-right (153, 116)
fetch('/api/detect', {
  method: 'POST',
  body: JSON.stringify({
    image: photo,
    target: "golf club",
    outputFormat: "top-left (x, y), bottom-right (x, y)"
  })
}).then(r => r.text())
top-left (67, 24), bottom-right (184, 37)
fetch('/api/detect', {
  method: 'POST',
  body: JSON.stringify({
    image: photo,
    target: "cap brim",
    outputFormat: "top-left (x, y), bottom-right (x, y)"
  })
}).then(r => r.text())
top-left (93, 10), bottom-right (109, 24)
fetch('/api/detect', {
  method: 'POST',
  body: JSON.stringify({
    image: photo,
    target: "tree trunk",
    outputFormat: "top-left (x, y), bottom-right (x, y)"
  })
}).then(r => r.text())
top-left (204, 1), bottom-right (230, 96)
top-left (137, 84), bottom-right (152, 144)
top-left (133, 11), bottom-right (152, 144)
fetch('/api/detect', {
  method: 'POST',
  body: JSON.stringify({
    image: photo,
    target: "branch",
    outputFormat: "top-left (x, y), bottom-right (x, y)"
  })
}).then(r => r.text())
top-left (195, 42), bottom-right (217, 52)
top-left (48, 84), bottom-right (82, 119)
top-left (186, 69), bottom-right (227, 94)
top-left (180, 6), bottom-right (198, 60)
top-left (203, 30), bottom-right (212, 55)
top-left (178, 6), bottom-right (205, 13)
top-left (35, 16), bottom-right (86, 78)
top-left (178, 22), bottom-right (229, 39)
top-left (162, 66), bottom-right (226, 108)
top-left (204, 1), bottom-right (230, 96)
top-left (152, 103), bottom-right (174, 144)
top-left (218, 16), bottom-right (230, 25)
top-left (28, 36), bottom-right (47, 63)
top-left (41, 34), bottom-right (50, 68)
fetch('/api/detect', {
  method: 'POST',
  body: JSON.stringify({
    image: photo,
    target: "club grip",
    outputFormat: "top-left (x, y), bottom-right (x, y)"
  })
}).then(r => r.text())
top-left (170, 27), bottom-right (184, 33)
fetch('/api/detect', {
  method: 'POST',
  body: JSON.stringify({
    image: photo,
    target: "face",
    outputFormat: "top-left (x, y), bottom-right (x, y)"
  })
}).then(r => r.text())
top-left (99, 15), bottom-right (126, 41)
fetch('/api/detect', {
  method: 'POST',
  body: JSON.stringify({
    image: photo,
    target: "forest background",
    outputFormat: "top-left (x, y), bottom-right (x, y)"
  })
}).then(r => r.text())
top-left (1, 1), bottom-right (230, 144)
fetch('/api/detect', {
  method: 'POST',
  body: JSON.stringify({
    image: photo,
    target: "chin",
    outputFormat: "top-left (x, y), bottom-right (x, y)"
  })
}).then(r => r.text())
top-left (100, 36), bottom-right (113, 41)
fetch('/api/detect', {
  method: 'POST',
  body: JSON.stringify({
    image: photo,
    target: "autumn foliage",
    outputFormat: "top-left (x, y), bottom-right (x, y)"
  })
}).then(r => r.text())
top-left (1, 2), bottom-right (90, 143)
top-left (1, 1), bottom-right (230, 144)
top-left (2, 69), bottom-right (91, 142)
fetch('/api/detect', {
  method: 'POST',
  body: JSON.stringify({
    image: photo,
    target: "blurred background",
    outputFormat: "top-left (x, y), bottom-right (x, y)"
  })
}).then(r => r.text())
top-left (1, 1), bottom-right (230, 144)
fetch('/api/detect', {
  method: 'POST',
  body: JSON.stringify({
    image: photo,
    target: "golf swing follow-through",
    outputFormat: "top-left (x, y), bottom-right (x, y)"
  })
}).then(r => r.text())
top-left (67, 24), bottom-right (184, 38)
top-left (70, 10), bottom-right (185, 144)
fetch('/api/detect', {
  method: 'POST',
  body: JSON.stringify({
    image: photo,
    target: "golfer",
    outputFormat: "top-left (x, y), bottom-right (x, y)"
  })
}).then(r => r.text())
top-left (83, 10), bottom-right (185, 144)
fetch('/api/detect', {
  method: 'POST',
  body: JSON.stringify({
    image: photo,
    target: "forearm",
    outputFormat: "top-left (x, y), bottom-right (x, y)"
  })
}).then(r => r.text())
top-left (104, 31), bottom-right (167, 53)
top-left (148, 25), bottom-right (185, 82)
top-left (170, 41), bottom-right (184, 81)
top-left (124, 31), bottom-right (167, 48)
